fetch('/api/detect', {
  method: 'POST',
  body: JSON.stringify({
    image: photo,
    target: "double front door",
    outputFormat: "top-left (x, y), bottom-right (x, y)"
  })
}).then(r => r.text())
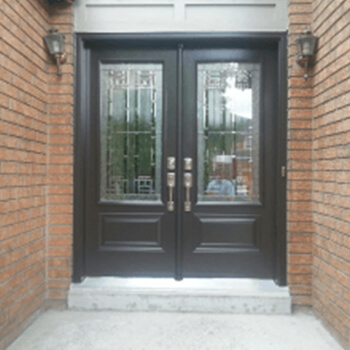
top-left (84, 41), bottom-right (280, 280)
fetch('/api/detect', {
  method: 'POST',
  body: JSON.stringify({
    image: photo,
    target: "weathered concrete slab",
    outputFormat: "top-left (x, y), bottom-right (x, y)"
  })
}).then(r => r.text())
top-left (8, 310), bottom-right (342, 350)
top-left (68, 277), bottom-right (292, 314)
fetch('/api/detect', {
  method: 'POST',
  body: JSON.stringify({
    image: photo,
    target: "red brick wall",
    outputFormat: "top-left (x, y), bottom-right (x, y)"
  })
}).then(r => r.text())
top-left (287, 0), bottom-right (314, 310)
top-left (311, 0), bottom-right (350, 348)
top-left (0, 1), bottom-right (73, 348)
top-left (289, 0), bottom-right (350, 347)
top-left (46, 4), bottom-right (74, 310)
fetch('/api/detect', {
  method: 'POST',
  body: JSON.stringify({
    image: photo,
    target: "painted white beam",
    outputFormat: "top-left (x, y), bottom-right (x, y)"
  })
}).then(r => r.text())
top-left (74, 0), bottom-right (288, 33)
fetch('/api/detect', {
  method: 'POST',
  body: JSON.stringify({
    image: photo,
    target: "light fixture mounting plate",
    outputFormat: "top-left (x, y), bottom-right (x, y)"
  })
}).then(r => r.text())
top-left (47, 0), bottom-right (74, 4)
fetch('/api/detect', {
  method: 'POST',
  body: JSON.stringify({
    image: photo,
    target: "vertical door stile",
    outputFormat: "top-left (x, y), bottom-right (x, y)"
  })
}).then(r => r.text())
top-left (175, 43), bottom-right (184, 280)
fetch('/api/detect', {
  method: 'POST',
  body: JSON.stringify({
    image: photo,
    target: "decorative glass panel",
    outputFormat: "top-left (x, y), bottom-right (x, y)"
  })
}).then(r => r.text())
top-left (197, 63), bottom-right (260, 202)
top-left (100, 64), bottom-right (162, 201)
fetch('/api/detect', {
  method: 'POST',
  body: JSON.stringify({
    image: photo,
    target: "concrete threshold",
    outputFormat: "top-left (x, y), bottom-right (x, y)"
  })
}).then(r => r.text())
top-left (68, 277), bottom-right (292, 314)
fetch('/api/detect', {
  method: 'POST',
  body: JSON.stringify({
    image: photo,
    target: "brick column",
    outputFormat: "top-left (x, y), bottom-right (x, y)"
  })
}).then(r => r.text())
top-left (46, 4), bottom-right (74, 309)
top-left (311, 0), bottom-right (350, 347)
top-left (287, 0), bottom-right (314, 309)
top-left (0, 1), bottom-right (50, 347)
top-left (0, 1), bottom-right (74, 348)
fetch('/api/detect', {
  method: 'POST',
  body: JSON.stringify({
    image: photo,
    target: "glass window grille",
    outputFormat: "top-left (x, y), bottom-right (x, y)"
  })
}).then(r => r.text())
top-left (100, 64), bottom-right (163, 201)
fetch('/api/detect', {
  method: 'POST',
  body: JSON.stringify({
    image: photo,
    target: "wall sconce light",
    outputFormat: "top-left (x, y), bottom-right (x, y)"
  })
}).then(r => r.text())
top-left (235, 70), bottom-right (252, 91)
top-left (296, 29), bottom-right (318, 79)
top-left (44, 28), bottom-right (66, 76)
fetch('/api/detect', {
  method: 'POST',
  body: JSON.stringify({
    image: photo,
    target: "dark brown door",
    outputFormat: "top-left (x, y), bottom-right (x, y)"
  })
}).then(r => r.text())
top-left (85, 49), bottom-right (178, 276)
top-left (181, 48), bottom-right (277, 278)
top-left (84, 43), bottom-right (279, 279)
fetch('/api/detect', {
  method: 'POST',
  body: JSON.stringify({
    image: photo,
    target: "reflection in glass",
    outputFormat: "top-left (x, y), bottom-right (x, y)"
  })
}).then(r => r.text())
top-left (100, 64), bottom-right (162, 201)
top-left (197, 63), bottom-right (260, 202)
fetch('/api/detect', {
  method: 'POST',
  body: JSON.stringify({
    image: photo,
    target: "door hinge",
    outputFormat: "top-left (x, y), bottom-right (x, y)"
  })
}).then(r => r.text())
top-left (281, 166), bottom-right (287, 178)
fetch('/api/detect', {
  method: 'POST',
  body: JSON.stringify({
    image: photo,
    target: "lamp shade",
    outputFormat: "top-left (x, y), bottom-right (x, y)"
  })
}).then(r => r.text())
top-left (44, 28), bottom-right (65, 56)
top-left (235, 70), bottom-right (252, 90)
top-left (296, 29), bottom-right (317, 57)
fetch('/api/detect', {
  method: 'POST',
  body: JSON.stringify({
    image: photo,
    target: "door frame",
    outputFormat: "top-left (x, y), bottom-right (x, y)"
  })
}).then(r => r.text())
top-left (73, 32), bottom-right (288, 285)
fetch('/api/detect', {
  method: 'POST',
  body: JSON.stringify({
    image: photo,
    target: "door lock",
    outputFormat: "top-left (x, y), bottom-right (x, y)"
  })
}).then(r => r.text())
top-left (167, 157), bottom-right (176, 171)
top-left (184, 157), bottom-right (193, 171)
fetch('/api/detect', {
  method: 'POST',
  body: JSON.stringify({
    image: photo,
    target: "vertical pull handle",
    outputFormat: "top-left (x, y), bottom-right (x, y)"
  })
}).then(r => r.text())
top-left (167, 172), bottom-right (175, 212)
top-left (184, 173), bottom-right (192, 212)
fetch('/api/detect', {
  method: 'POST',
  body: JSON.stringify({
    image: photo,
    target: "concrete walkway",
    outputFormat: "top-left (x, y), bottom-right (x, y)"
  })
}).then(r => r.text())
top-left (8, 310), bottom-right (342, 350)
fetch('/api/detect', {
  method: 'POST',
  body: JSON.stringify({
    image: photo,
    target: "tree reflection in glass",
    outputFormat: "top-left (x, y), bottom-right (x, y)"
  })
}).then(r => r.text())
top-left (197, 63), bottom-right (260, 202)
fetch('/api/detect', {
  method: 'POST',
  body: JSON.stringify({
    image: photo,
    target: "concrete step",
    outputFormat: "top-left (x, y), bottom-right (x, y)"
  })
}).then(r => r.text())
top-left (68, 277), bottom-right (292, 314)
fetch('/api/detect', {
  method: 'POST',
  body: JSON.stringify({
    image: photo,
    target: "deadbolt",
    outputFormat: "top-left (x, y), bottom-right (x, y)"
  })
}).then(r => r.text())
top-left (167, 157), bottom-right (176, 171)
top-left (184, 157), bottom-right (193, 171)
